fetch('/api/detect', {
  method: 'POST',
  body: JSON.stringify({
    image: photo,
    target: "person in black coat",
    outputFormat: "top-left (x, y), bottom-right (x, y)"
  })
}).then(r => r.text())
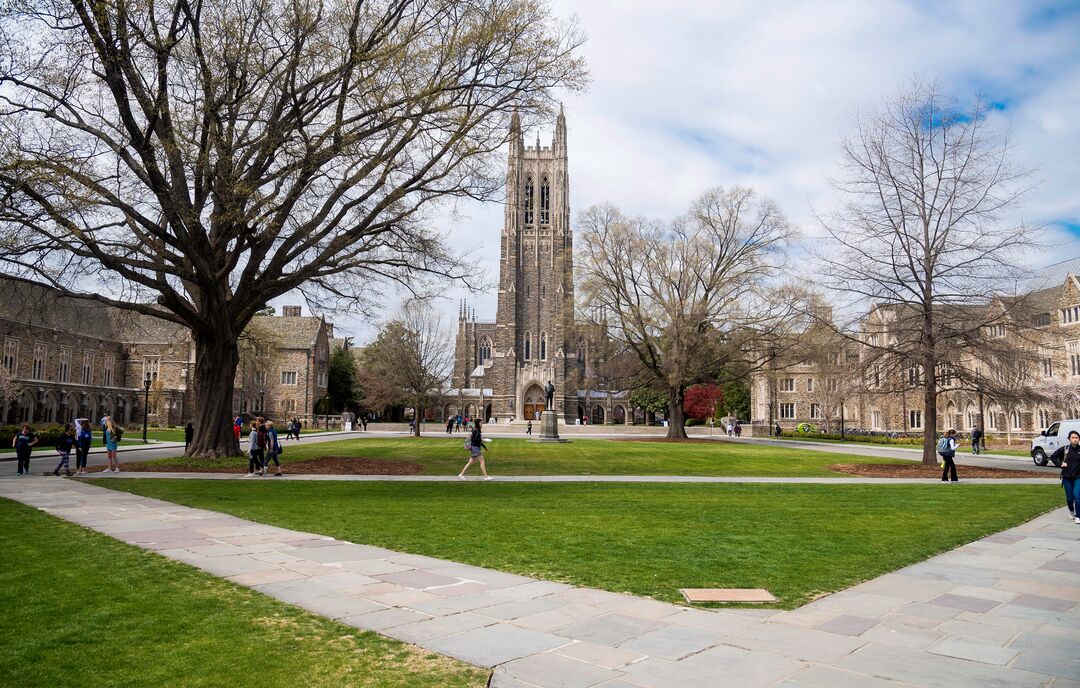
top-left (184, 423), bottom-right (195, 452)
top-left (1050, 430), bottom-right (1080, 523)
top-left (971, 426), bottom-right (983, 455)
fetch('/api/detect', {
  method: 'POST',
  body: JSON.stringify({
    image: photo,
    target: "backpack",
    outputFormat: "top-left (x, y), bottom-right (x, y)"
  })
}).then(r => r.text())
top-left (936, 436), bottom-right (952, 455)
top-left (113, 426), bottom-right (124, 442)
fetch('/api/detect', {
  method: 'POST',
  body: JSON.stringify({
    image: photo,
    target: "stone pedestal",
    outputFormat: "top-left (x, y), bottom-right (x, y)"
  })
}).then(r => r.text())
top-left (530, 410), bottom-right (568, 443)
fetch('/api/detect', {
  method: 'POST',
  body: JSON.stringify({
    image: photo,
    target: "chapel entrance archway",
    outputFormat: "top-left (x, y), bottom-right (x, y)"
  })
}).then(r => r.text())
top-left (523, 384), bottom-right (546, 421)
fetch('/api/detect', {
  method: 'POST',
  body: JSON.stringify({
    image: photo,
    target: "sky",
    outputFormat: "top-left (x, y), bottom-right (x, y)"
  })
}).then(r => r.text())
top-left (293, 0), bottom-right (1080, 344)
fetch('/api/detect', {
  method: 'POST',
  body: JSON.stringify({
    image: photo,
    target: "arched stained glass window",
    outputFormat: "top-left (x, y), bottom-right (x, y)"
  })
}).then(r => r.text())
top-left (479, 338), bottom-right (492, 363)
top-left (524, 177), bottom-right (534, 225)
top-left (540, 176), bottom-right (550, 225)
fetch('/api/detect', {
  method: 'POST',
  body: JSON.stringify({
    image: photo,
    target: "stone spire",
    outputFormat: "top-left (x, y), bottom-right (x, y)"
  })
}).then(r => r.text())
top-left (554, 103), bottom-right (567, 156)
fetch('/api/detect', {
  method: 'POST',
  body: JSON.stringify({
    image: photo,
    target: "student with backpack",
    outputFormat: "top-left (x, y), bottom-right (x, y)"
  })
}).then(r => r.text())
top-left (971, 426), bottom-right (983, 455)
top-left (255, 418), bottom-right (270, 476)
top-left (1049, 430), bottom-right (1080, 523)
top-left (458, 419), bottom-right (491, 480)
top-left (103, 418), bottom-right (123, 472)
top-left (263, 420), bottom-right (283, 476)
top-left (53, 423), bottom-right (77, 476)
top-left (937, 429), bottom-right (960, 482)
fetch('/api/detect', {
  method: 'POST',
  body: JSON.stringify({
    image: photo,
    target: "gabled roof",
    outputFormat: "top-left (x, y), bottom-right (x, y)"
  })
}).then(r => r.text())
top-left (273, 315), bottom-right (326, 350)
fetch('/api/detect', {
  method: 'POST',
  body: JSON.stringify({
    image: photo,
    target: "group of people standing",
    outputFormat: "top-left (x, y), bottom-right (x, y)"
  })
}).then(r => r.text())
top-left (12, 416), bottom-right (123, 477)
top-left (244, 417), bottom-right (283, 477)
top-left (445, 414), bottom-right (477, 434)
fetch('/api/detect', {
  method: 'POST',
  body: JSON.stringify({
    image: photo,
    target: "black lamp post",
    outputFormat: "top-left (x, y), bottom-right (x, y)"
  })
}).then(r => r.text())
top-left (840, 399), bottom-right (846, 441)
top-left (142, 373), bottom-right (151, 443)
top-left (977, 372), bottom-right (986, 445)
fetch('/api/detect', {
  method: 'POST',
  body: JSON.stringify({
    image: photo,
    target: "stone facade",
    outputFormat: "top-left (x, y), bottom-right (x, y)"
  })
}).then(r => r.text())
top-left (0, 276), bottom-right (330, 427)
top-left (750, 259), bottom-right (1080, 439)
top-left (450, 109), bottom-right (628, 424)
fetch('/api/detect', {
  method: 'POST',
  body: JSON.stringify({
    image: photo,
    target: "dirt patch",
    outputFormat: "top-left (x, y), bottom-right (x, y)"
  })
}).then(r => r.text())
top-left (829, 463), bottom-right (1050, 479)
top-left (610, 437), bottom-right (724, 444)
top-left (85, 456), bottom-right (423, 475)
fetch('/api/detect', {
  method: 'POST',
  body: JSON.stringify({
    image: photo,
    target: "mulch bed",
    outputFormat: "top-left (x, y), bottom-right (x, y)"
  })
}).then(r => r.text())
top-left (610, 437), bottom-right (727, 444)
top-left (85, 456), bottom-right (423, 476)
top-left (829, 463), bottom-right (1051, 479)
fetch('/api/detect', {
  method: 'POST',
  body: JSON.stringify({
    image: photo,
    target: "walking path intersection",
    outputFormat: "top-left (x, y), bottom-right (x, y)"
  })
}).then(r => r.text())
top-left (0, 476), bottom-right (1076, 687)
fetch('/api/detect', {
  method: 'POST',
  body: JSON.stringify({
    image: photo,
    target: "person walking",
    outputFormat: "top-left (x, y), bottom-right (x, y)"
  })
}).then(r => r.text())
top-left (360, 415), bottom-right (367, 432)
top-left (446, 416), bottom-right (454, 434)
top-left (12, 424), bottom-right (39, 476)
top-left (256, 417), bottom-right (270, 476)
top-left (526, 420), bottom-right (532, 436)
top-left (774, 423), bottom-right (782, 438)
top-left (53, 423), bottom-right (77, 477)
top-left (971, 426), bottom-right (983, 455)
top-left (75, 419), bottom-right (93, 475)
top-left (1050, 430), bottom-right (1080, 523)
top-left (264, 420), bottom-right (283, 476)
top-left (734, 423), bottom-right (742, 437)
top-left (245, 420), bottom-right (262, 477)
top-left (103, 418), bottom-right (122, 472)
top-left (184, 422), bottom-right (194, 452)
top-left (458, 419), bottom-right (491, 480)
top-left (937, 429), bottom-right (961, 482)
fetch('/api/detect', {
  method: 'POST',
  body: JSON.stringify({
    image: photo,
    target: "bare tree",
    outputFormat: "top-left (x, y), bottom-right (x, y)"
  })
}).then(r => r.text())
top-left (0, 367), bottom-right (17, 418)
top-left (0, 0), bottom-right (586, 456)
top-left (819, 79), bottom-right (1034, 464)
top-left (578, 186), bottom-right (797, 439)
top-left (359, 300), bottom-right (452, 437)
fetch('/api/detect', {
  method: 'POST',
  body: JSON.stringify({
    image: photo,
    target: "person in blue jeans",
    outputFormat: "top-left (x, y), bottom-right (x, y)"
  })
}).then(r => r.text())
top-left (12, 424), bottom-right (39, 476)
top-left (263, 420), bottom-right (283, 476)
top-left (75, 419), bottom-right (93, 475)
top-left (1050, 430), bottom-right (1080, 524)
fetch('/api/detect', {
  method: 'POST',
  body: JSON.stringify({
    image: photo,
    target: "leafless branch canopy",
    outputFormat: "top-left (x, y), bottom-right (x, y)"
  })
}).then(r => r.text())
top-left (0, 0), bottom-right (588, 332)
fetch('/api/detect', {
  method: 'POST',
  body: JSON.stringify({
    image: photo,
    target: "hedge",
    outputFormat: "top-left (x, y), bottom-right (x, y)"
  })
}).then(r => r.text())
top-left (779, 430), bottom-right (999, 446)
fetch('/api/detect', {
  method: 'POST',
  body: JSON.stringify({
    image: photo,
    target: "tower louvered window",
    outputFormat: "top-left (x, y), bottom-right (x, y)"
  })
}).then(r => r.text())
top-left (524, 177), bottom-right (534, 225)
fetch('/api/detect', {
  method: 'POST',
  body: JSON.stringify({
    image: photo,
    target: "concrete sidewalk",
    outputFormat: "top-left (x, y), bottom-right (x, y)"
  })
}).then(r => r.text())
top-left (73, 472), bottom-right (1061, 485)
top-left (1, 477), bottom-right (1076, 687)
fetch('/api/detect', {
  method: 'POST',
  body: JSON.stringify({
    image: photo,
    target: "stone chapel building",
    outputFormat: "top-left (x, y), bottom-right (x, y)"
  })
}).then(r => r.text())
top-left (449, 109), bottom-right (629, 424)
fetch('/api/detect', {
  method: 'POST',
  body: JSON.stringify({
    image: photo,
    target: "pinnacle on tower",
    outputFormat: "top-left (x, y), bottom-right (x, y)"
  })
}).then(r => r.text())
top-left (554, 103), bottom-right (567, 155)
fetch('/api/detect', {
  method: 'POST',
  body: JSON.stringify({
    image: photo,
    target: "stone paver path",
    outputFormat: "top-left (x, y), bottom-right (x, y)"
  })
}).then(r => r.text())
top-left (1, 477), bottom-right (1077, 687)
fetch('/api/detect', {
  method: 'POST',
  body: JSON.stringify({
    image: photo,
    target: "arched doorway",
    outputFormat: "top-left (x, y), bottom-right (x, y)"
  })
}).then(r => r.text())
top-left (591, 405), bottom-right (605, 425)
top-left (577, 405), bottom-right (584, 423)
top-left (484, 403), bottom-right (493, 422)
top-left (613, 405), bottom-right (626, 424)
top-left (523, 384), bottom-right (546, 421)
top-left (43, 392), bottom-right (59, 424)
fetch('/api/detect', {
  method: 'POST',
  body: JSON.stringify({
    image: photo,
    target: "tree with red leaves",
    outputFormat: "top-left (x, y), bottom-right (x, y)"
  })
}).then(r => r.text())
top-left (684, 384), bottom-right (723, 421)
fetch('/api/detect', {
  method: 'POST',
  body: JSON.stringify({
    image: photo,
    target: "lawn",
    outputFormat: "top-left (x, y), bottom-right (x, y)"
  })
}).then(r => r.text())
top-left (91, 479), bottom-right (1061, 608)
top-left (117, 436), bottom-right (908, 476)
top-left (774, 434), bottom-right (1036, 458)
top-left (0, 498), bottom-right (486, 688)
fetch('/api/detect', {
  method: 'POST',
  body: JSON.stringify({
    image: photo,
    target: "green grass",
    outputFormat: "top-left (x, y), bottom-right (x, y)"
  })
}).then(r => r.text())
top-left (129, 436), bottom-right (906, 476)
top-left (0, 497), bottom-right (486, 688)
top-left (91, 480), bottom-right (1060, 608)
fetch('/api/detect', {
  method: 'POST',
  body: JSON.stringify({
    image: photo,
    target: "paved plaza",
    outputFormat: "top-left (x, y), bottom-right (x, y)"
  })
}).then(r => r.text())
top-left (0, 477), bottom-right (1076, 687)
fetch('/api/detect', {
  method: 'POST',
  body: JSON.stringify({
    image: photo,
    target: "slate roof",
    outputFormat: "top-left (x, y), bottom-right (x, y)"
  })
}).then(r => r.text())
top-left (272, 315), bottom-right (325, 349)
top-left (1030, 256), bottom-right (1080, 292)
top-left (0, 276), bottom-right (187, 343)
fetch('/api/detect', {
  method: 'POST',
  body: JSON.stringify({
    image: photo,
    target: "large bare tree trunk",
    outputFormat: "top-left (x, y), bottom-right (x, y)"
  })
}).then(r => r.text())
top-left (922, 350), bottom-right (938, 465)
top-left (667, 386), bottom-right (688, 439)
top-left (188, 331), bottom-right (242, 458)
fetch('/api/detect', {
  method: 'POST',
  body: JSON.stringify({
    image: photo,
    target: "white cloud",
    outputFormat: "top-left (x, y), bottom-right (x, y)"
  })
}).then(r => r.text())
top-left (320, 0), bottom-right (1080, 343)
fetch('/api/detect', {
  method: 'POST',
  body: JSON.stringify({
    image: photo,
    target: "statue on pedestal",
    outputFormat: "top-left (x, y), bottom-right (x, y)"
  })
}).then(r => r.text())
top-left (545, 381), bottom-right (555, 408)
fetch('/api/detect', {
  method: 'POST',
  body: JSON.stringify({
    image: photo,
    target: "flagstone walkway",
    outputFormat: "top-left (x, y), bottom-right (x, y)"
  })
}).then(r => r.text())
top-left (1, 477), bottom-right (1077, 687)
